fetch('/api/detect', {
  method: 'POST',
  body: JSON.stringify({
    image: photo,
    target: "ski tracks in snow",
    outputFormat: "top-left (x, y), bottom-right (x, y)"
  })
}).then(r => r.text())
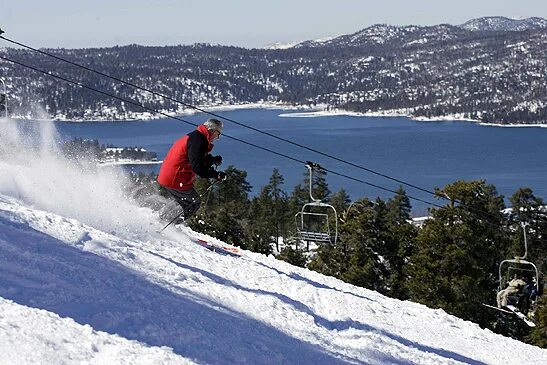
top-left (0, 199), bottom-right (357, 364)
top-left (2, 196), bottom-right (547, 364)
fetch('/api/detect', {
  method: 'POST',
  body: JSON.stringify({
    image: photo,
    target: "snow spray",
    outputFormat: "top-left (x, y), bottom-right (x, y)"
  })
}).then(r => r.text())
top-left (0, 116), bottom-right (162, 238)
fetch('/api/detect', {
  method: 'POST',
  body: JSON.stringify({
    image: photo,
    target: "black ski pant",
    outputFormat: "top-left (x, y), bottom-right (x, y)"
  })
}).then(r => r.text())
top-left (161, 187), bottom-right (201, 222)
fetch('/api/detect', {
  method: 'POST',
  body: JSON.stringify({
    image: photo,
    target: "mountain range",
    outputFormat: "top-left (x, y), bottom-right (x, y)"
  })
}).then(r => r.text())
top-left (1, 16), bottom-right (546, 124)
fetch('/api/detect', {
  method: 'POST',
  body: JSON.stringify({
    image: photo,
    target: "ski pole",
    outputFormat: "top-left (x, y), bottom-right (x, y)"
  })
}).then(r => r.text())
top-left (202, 179), bottom-right (218, 212)
top-left (158, 209), bottom-right (185, 233)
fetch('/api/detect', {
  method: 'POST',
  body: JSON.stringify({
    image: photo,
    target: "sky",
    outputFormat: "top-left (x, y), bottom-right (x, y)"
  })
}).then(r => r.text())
top-left (1, 0), bottom-right (547, 49)
top-left (1, 117), bottom-right (547, 364)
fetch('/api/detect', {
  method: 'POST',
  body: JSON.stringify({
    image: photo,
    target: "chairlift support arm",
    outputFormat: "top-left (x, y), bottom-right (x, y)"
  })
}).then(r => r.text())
top-left (305, 161), bottom-right (323, 202)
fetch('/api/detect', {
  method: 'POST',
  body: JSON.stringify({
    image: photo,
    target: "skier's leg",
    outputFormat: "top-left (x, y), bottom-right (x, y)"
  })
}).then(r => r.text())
top-left (497, 290), bottom-right (505, 308)
top-left (160, 188), bottom-right (187, 223)
top-left (177, 188), bottom-right (201, 219)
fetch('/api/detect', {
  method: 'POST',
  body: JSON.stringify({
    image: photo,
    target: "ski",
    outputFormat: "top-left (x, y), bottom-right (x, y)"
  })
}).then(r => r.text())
top-left (191, 238), bottom-right (243, 257)
top-left (506, 305), bottom-right (536, 327)
top-left (482, 303), bottom-right (513, 314)
top-left (482, 303), bottom-right (536, 327)
top-left (156, 221), bottom-right (243, 257)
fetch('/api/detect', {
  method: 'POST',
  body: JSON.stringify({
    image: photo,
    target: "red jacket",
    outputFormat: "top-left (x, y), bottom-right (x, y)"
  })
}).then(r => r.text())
top-left (157, 125), bottom-right (215, 190)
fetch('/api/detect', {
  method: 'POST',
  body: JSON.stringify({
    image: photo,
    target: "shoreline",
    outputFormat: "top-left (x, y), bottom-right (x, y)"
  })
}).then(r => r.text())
top-left (40, 102), bottom-right (319, 123)
top-left (278, 108), bottom-right (547, 128)
top-left (478, 122), bottom-right (547, 128)
top-left (8, 102), bottom-right (547, 128)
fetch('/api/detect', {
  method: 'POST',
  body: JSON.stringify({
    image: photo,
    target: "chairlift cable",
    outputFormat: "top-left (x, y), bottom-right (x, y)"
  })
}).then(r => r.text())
top-left (0, 54), bottom-right (446, 211)
top-left (0, 36), bottom-right (511, 226)
top-left (0, 52), bottom-right (508, 227)
top-left (0, 56), bottom-right (307, 162)
top-left (0, 35), bottom-right (450, 198)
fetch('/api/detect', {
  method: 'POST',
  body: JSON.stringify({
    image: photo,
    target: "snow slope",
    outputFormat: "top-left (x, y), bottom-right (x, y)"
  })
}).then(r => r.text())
top-left (1, 118), bottom-right (547, 364)
top-left (0, 298), bottom-right (190, 365)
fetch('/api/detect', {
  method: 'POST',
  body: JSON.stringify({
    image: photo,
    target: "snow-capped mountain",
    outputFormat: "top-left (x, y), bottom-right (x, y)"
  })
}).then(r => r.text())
top-left (294, 24), bottom-right (466, 48)
top-left (295, 25), bottom-right (419, 48)
top-left (291, 17), bottom-right (547, 48)
top-left (1, 117), bottom-right (547, 364)
top-left (460, 16), bottom-right (547, 32)
top-left (262, 41), bottom-right (301, 50)
top-left (2, 16), bottom-right (547, 124)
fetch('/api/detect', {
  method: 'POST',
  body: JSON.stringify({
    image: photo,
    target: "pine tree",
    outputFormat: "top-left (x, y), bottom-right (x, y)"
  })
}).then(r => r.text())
top-left (266, 169), bottom-right (291, 251)
top-left (527, 295), bottom-right (547, 347)
top-left (246, 169), bottom-right (290, 254)
top-left (405, 180), bottom-right (509, 326)
top-left (307, 241), bottom-right (346, 278)
top-left (216, 165), bottom-right (252, 208)
top-left (385, 188), bottom-right (417, 299)
top-left (247, 195), bottom-right (275, 254)
top-left (386, 186), bottom-right (412, 224)
top-left (308, 199), bottom-right (371, 282)
top-left (311, 167), bottom-right (331, 201)
top-left (509, 188), bottom-right (546, 272)
top-left (334, 198), bottom-right (389, 292)
top-left (0, 93), bottom-right (6, 113)
top-left (329, 189), bottom-right (351, 216)
top-left (277, 246), bottom-right (307, 268)
top-left (189, 166), bottom-right (252, 248)
top-left (289, 182), bottom-right (309, 224)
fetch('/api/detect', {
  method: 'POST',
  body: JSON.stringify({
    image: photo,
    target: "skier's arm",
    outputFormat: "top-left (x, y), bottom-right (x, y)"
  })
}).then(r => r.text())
top-left (187, 134), bottom-right (218, 179)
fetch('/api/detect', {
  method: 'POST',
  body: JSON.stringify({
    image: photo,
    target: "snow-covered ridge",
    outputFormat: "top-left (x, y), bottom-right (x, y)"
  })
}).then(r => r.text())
top-left (1, 117), bottom-right (547, 364)
top-left (262, 41), bottom-right (301, 50)
top-left (284, 17), bottom-right (547, 49)
top-left (460, 16), bottom-right (547, 32)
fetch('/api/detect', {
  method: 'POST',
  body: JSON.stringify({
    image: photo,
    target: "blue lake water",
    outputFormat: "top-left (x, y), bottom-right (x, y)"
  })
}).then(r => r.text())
top-left (50, 108), bottom-right (546, 215)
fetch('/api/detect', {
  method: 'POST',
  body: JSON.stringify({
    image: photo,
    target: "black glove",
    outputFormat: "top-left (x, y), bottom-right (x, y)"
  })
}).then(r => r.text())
top-left (212, 155), bottom-right (222, 166)
top-left (216, 171), bottom-right (227, 182)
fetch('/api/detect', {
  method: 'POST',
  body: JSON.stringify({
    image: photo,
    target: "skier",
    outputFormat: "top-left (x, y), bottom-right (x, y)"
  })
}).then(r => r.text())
top-left (157, 118), bottom-right (226, 223)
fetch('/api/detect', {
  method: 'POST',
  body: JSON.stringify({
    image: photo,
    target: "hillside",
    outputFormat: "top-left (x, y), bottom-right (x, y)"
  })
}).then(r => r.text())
top-left (1, 17), bottom-right (547, 124)
top-left (1, 118), bottom-right (547, 364)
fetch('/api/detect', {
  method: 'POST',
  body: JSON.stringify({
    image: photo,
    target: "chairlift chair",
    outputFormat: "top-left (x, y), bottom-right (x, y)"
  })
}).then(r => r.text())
top-left (498, 222), bottom-right (540, 315)
top-left (295, 162), bottom-right (338, 245)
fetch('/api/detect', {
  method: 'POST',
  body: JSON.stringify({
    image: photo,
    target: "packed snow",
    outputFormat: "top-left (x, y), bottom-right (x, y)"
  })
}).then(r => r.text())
top-left (1, 117), bottom-right (547, 364)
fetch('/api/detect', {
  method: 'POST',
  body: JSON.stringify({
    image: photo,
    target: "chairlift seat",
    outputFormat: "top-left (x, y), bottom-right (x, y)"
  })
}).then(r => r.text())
top-left (295, 208), bottom-right (337, 245)
top-left (298, 230), bottom-right (332, 243)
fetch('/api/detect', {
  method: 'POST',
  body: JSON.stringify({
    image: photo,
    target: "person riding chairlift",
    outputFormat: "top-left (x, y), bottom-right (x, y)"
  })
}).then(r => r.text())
top-left (497, 274), bottom-right (526, 310)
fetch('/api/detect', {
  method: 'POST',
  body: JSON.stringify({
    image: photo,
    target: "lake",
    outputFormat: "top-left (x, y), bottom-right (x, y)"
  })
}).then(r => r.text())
top-left (51, 108), bottom-right (546, 215)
